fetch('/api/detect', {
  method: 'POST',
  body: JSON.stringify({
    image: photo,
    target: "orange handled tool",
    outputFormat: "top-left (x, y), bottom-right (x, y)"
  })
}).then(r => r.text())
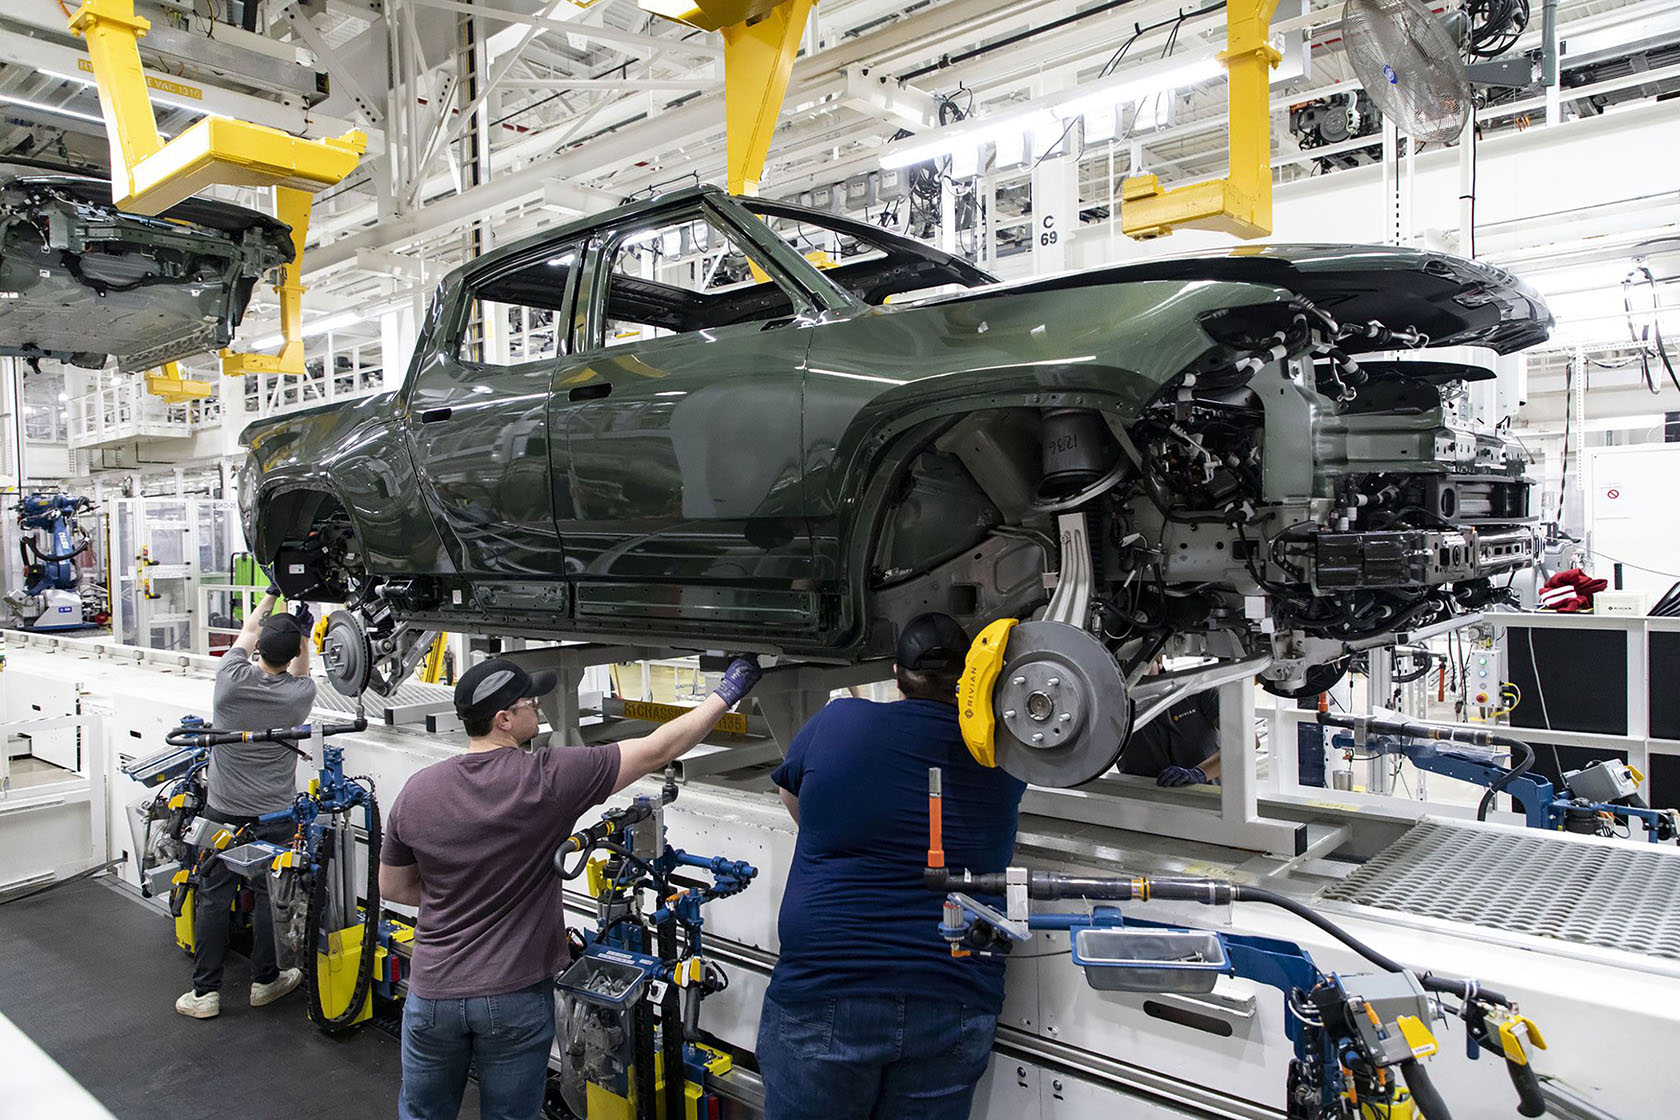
top-left (926, 767), bottom-right (944, 871)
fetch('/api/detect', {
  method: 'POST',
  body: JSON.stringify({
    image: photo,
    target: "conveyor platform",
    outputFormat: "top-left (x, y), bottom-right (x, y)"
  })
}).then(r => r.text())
top-left (1327, 816), bottom-right (1680, 960)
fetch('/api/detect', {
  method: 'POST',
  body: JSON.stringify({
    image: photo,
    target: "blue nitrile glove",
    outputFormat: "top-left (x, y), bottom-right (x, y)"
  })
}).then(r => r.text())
top-left (292, 601), bottom-right (314, 628)
top-left (1158, 765), bottom-right (1209, 788)
top-left (713, 656), bottom-right (761, 707)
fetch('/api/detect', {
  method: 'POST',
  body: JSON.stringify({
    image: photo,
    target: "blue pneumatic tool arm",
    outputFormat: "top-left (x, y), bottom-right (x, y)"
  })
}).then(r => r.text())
top-left (923, 766), bottom-right (1552, 1120)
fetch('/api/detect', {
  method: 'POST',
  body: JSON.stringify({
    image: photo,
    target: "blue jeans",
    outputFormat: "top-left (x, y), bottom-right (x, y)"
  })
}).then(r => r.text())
top-left (757, 993), bottom-right (998, 1120)
top-left (399, 980), bottom-right (556, 1120)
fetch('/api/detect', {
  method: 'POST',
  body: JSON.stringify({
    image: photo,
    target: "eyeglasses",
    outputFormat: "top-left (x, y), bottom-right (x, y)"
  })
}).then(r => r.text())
top-left (508, 697), bottom-right (540, 713)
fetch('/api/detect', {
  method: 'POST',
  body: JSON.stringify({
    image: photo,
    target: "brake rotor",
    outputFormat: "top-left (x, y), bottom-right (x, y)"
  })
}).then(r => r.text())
top-left (321, 610), bottom-right (373, 698)
top-left (990, 621), bottom-right (1130, 788)
top-left (1260, 658), bottom-right (1349, 700)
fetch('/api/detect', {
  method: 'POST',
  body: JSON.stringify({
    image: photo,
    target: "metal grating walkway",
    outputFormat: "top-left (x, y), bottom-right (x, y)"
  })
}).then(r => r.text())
top-left (312, 680), bottom-right (454, 716)
top-left (1323, 818), bottom-right (1680, 960)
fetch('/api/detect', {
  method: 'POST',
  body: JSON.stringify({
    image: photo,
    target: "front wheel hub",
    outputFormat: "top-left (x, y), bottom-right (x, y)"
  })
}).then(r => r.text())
top-left (988, 621), bottom-right (1130, 787)
top-left (321, 610), bottom-right (373, 698)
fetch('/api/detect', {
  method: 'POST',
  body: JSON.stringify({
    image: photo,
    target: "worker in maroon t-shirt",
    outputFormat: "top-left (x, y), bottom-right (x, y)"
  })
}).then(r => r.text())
top-left (379, 655), bottom-right (761, 1120)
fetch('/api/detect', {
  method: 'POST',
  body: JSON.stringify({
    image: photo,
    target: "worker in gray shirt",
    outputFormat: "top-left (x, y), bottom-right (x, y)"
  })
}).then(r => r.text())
top-left (176, 590), bottom-right (318, 1020)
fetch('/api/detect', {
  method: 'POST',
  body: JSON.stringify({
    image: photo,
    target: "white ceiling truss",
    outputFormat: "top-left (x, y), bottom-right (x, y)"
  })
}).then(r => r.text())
top-left (2, 0), bottom-right (1679, 378)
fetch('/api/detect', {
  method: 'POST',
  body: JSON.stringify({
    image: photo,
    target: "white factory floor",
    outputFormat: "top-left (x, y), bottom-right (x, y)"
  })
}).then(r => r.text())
top-left (0, 1008), bottom-right (116, 1120)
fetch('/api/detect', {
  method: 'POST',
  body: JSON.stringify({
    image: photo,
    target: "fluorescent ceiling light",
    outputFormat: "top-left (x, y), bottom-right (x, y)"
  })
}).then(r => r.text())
top-left (1053, 56), bottom-right (1224, 121)
top-left (312, 311), bottom-right (363, 334)
top-left (880, 108), bottom-right (1056, 169)
top-left (38, 66), bottom-right (211, 123)
top-left (243, 308), bottom-right (378, 351)
top-left (0, 93), bottom-right (105, 127)
top-left (1083, 105), bottom-right (1118, 143)
top-left (879, 55), bottom-right (1223, 170)
top-left (38, 68), bottom-right (93, 88)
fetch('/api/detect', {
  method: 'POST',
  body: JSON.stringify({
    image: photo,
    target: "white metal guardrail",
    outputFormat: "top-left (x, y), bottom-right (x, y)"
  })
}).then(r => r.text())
top-left (66, 382), bottom-right (220, 450)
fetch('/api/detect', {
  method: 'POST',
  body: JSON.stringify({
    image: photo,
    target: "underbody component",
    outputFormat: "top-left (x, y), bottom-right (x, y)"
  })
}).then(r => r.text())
top-left (0, 171), bottom-right (292, 371)
top-left (321, 607), bottom-right (438, 699)
top-left (984, 620), bottom-right (1131, 787)
top-left (321, 611), bottom-right (373, 697)
top-left (1260, 658), bottom-right (1349, 700)
top-left (957, 618), bottom-right (1017, 768)
top-left (1038, 409), bottom-right (1120, 502)
top-left (957, 510), bottom-right (1132, 787)
top-left (1300, 525), bottom-right (1539, 591)
top-left (65, 0), bottom-right (364, 374)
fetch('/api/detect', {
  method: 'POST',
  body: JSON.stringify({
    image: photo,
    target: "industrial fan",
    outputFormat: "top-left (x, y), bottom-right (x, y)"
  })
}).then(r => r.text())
top-left (1340, 0), bottom-right (1475, 143)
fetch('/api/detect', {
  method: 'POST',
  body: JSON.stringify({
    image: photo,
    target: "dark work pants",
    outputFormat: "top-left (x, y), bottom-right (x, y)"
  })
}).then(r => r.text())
top-left (757, 993), bottom-right (998, 1120)
top-left (191, 811), bottom-right (293, 995)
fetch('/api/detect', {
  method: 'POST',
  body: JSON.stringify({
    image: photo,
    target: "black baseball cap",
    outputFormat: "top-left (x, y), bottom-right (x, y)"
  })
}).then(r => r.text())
top-left (455, 658), bottom-right (558, 722)
top-left (257, 613), bottom-right (305, 665)
top-left (896, 612), bottom-right (971, 671)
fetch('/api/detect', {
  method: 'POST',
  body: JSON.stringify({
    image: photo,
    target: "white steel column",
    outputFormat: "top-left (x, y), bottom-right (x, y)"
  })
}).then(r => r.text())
top-left (1031, 127), bottom-right (1077, 275)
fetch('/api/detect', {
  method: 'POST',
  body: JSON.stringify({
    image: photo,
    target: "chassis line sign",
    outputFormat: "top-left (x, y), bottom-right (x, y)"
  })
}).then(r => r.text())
top-left (78, 58), bottom-right (203, 100)
top-left (619, 699), bottom-right (749, 736)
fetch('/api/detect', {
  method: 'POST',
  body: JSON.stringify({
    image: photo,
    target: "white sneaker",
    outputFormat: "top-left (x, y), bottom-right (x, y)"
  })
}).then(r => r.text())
top-left (175, 990), bottom-right (220, 1019)
top-left (251, 968), bottom-right (302, 1007)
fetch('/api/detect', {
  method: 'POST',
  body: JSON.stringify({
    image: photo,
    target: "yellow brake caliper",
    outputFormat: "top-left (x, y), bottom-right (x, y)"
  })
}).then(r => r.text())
top-left (957, 619), bottom-right (1017, 768)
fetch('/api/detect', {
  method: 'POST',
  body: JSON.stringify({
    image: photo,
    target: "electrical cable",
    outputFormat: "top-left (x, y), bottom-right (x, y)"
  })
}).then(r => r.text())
top-left (1518, 628), bottom-right (1568, 780)
top-left (1520, 628), bottom-right (1552, 731)
top-left (593, 839), bottom-right (663, 883)
top-left (1474, 734), bottom-right (1534, 822)
top-left (1579, 548), bottom-right (1680, 582)
top-left (1621, 266), bottom-right (1680, 395)
top-left (1555, 357), bottom-right (1573, 527)
top-left (1232, 884), bottom-right (1514, 1008)
top-left (1466, 118), bottom-right (1478, 259)
top-left (899, 0), bottom-right (1155, 81)
top-left (303, 790), bottom-right (382, 1033)
top-left (1464, 0), bottom-right (1530, 59)
top-left (1399, 1058), bottom-right (1455, 1120)
top-left (0, 856), bottom-right (125, 906)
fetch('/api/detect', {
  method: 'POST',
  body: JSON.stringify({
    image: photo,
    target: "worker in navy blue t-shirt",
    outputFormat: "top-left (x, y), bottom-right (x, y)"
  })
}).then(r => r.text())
top-left (760, 613), bottom-right (1027, 1120)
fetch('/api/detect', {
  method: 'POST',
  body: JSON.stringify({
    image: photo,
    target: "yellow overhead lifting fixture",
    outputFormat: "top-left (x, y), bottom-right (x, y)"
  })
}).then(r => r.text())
top-left (637, 0), bottom-right (817, 196)
top-left (143, 361), bottom-right (212, 403)
top-left (1121, 0), bottom-right (1281, 239)
top-left (219, 185), bottom-right (324, 377)
top-left (66, 0), bottom-right (366, 376)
